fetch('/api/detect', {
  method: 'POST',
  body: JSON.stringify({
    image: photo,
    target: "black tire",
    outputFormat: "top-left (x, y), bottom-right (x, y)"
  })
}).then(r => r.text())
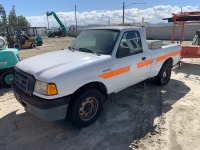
top-left (62, 32), bottom-right (66, 37)
top-left (31, 43), bottom-right (37, 48)
top-left (37, 41), bottom-right (43, 46)
top-left (0, 70), bottom-right (14, 88)
top-left (13, 43), bottom-right (21, 49)
top-left (68, 87), bottom-right (103, 128)
top-left (155, 63), bottom-right (171, 86)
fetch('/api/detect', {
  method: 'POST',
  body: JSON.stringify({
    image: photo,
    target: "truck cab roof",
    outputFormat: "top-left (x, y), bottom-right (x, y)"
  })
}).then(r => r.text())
top-left (86, 26), bottom-right (142, 31)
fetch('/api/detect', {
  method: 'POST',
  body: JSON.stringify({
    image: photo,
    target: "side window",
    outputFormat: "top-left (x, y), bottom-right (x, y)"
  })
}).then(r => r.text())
top-left (117, 31), bottom-right (143, 58)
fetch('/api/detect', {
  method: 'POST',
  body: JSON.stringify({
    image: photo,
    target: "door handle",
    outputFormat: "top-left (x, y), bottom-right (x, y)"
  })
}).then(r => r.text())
top-left (142, 57), bottom-right (146, 61)
top-left (102, 69), bottom-right (111, 72)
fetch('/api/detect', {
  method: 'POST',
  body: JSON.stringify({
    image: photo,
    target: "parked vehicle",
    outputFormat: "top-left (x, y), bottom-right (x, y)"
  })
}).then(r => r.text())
top-left (26, 27), bottom-right (43, 46)
top-left (46, 11), bottom-right (67, 38)
top-left (6, 26), bottom-right (37, 49)
top-left (0, 37), bottom-right (20, 88)
top-left (12, 26), bottom-right (181, 127)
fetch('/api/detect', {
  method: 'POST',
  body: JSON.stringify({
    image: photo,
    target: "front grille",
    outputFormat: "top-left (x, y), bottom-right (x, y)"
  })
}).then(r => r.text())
top-left (14, 67), bottom-right (36, 95)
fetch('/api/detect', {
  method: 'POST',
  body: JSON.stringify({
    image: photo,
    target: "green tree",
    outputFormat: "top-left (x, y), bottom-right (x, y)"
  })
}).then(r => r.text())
top-left (0, 4), bottom-right (7, 29)
top-left (8, 5), bottom-right (30, 29)
top-left (17, 15), bottom-right (30, 28)
top-left (8, 5), bottom-right (18, 27)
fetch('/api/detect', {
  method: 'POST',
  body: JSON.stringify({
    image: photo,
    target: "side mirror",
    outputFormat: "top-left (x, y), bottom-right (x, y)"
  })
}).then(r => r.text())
top-left (116, 47), bottom-right (130, 58)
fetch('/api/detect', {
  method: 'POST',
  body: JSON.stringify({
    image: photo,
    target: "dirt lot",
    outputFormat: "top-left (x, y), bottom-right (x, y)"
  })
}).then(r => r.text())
top-left (0, 37), bottom-right (200, 150)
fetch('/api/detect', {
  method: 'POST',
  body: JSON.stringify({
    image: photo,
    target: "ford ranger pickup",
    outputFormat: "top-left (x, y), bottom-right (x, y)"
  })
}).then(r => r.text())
top-left (12, 26), bottom-right (181, 127)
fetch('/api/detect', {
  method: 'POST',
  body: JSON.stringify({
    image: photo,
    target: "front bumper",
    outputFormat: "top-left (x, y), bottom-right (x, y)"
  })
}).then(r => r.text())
top-left (11, 81), bottom-right (71, 121)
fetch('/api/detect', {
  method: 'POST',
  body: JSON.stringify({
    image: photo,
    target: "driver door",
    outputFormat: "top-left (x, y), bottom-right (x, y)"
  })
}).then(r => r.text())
top-left (113, 30), bottom-right (151, 92)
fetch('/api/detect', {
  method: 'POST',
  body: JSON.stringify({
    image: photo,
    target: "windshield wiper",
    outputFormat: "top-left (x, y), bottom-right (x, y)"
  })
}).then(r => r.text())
top-left (79, 48), bottom-right (101, 56)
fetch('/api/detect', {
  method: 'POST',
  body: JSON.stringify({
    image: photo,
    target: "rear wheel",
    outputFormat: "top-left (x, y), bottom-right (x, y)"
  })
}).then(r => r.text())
top-left (37, 41), bottom-right (43, 46)
top-left (0, 70), bottom-right (14, 88)
top-left (31, 43), bottom-right (37, 48)
top-left (49, 34), bottom-right (55, 38)
top-left (62, 32), bottom-right (66, 37)
top-left (68, 87), bottom-right (103, 128)
top-left (155, 63), bottom-right (171, 86)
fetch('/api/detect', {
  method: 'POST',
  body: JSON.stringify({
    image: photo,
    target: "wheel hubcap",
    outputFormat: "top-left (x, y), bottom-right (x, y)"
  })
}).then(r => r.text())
top-left (79, 97), bottom-right (98, 121)
top-left (5, 74), bottom-right (14, 84)
top-left (162, 69), bottom-right (169, 82)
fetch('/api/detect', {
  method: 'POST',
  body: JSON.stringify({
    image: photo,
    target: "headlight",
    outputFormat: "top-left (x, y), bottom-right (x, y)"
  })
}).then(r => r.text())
top-left (34, 80), bottom-right (58, 96)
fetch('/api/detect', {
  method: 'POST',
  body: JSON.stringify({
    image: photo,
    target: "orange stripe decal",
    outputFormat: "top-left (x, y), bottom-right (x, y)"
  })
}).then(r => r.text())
top-left (157, 50), bottom-right (181, 62)
top-left (115, 66), bottom-right (130, 76)
top-left (157, 54), bottom-right (169, 62)
top-left (170, 50), bottom-right (181, 56)
top-left (99, 66), bottom-right (130, 79)
top-left (137, 59), bottom-right (154, 68)
top-left (99, 50), bottom-right (181, 79)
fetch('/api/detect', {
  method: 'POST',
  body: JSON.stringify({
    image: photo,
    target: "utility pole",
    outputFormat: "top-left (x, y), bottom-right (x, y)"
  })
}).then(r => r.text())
top-left (29, 19), bottom-right (31, 27)
top-left (47, 15), bottom-right (49, 30)
top-left (75, 5), bottom-right (77, 30)
top-left (122, 2), bottom-right (146, 24)
top-left (123, 2), bottom-right (125, 24)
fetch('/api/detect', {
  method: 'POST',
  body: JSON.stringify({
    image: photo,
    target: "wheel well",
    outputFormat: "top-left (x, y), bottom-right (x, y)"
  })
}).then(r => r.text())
top-left (72, 82), bottom-right (107, 103)
top-left (164, 57), bottom-right (173, 68)
top-left (73, 82), bottom-right (108, 97)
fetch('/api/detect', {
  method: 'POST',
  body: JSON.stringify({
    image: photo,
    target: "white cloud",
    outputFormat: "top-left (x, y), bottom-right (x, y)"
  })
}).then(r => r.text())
top-left (26, 5), bottom-right (200, 28)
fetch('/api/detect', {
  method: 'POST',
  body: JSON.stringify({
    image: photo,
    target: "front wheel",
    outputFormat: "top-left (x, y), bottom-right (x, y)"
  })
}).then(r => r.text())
top-left (154, 63), bottom-right (171, 86)
top-left (13, 43), bottom-right (21, 49)
top-left (0, 70), bottom-right (14, 88)
top-left (68, 87), bottom-right (103, 128)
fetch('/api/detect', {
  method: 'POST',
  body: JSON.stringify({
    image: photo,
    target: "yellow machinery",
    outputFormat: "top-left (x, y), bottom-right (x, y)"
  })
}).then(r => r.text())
top-left (6, 26), bottom-right (37, 49)
top-left (12, 34), bottom-right (36, 49)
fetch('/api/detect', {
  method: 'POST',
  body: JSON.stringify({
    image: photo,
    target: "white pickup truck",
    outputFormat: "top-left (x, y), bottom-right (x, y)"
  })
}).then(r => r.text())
top-left (12, 26), bottom-right (181, 127)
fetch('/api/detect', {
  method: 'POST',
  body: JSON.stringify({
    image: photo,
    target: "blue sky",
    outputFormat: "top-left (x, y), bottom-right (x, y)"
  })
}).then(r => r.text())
top-left (1, 0), bottom-right (199, 16)
top-left (1, 0), bottom-right (199, 27)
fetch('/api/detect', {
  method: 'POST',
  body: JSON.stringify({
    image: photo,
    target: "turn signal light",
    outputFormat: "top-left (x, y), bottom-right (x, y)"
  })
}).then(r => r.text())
top-left (47, 83), bottom-right (58, 96)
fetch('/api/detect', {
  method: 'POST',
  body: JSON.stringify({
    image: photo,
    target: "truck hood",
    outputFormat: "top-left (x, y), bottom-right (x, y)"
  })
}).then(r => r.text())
top-left (16, 50), bottom-right (111, 81)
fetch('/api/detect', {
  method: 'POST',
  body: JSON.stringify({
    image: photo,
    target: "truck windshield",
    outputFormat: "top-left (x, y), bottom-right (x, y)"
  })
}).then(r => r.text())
top-left (70, 29), bottom-right (119, 55)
